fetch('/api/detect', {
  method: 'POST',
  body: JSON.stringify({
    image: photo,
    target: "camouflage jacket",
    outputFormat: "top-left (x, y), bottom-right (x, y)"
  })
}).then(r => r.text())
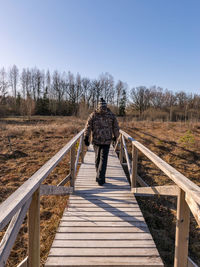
top-left (84, 108), bottom-right (120, 145)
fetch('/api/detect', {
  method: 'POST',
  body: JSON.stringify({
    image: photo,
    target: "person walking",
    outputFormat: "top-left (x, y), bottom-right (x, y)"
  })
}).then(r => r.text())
top-left (84, 98), bottom-right (120, 186)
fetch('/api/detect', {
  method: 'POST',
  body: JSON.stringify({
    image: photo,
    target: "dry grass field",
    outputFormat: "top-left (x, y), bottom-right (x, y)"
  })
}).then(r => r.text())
top-left (120, 119), bottom-right (200, 266)
top-left (0, 116), bottom-right (85, 266)
top-left (0, 116), bottom-right (200, 266)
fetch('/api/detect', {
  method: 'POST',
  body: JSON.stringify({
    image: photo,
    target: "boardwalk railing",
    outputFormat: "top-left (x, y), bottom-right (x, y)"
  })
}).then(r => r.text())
top-left (0, 129), bottom-right (85, 267)
top-left (115, 130), bottom-right (200, 267)
top-left (0, 128), bottom-right (199, 267)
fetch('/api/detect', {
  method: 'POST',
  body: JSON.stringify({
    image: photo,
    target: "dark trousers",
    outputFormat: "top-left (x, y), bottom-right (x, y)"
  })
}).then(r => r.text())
top-left (93, 144), bottom-right (110, 183)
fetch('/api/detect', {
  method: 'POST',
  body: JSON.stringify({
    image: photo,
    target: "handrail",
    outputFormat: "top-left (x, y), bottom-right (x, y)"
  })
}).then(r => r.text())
top-left (118, 129), bottom-right (200, 267)
top-left (0, 129), bottom-right (84, 231)
top-left (120, 129), bottom-right (200, 206)
top-left (0, 129), bottom-right (85, 266)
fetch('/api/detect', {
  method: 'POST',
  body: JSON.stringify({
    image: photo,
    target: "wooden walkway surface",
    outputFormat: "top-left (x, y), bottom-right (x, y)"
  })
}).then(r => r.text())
top-left (45, 145), bottom-right (164, 266)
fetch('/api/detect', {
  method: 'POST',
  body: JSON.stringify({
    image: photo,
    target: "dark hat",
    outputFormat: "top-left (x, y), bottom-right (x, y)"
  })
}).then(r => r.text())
top-left (98, 98), bottom-right (107, 108)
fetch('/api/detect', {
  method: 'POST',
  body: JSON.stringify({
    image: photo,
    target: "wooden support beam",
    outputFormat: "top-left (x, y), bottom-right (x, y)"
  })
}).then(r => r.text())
top-left (0, 200), bottom-right (31, 266)
top-left (185, 194), bottom-right (200, 228)
top-left (136, 175), bottom-right (149, 187)
top-left (187, 257), bottom-right (199, 267)
top-left (131, 144), bottom-right (138, 189)
top-left (70, 144), bottom-right (75, 189)
top-left (122, 135), bottom-right (131, 175)
top-left (114, 136), bottom-right (120, 152)
top-left (174, 188), bottom-right (190, 267)
top-left (132, 185), bottom-right (179, 197)
top-left (81, 135), bottom-right (84, 163)
top-left (57, 173), bottom-right (71, 186)
top-left (40, 185), bottom-right (73, 196)
top-left (28, 189), bottom-right (40, 267)
top-left (119, 135), bottom-right (123, 164)
top-left (75, 136), bottom-right (83, 174)
top-left (17, 256), bottom-right (28, 267)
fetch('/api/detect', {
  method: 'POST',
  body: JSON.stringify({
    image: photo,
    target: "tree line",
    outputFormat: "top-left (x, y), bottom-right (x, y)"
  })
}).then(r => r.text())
top-left (0, 65), bottom-right (200, 121)
top-left (0, 65), bottom-right (127, 118)
top-left (130, 86), bottom-right (200, 121)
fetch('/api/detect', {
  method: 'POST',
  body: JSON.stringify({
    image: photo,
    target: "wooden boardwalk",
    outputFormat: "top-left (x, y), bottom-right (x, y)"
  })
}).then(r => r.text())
top-left (45, 145), bottom-right (164, 266)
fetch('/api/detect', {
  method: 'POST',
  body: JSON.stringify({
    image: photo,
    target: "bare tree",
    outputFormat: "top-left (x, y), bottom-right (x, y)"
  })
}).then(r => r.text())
top-left (9, 65), bottom-right (19, 100)
top-left (149, 86), bottom-right (166, 108)
top-left (100, 73), bottom-right (114, 104)
top-left (52, 70), bottom-right (65, 103)
top-left (75, 73), bottom-right (83, 104)
top-left (82, 77), bottom-right (92, 107)
top-left (130, 86), bottom-right (150, 116)
top-left (91, 79), bottom-right (102, 108)
top-left (0, 67), bottom-right (8, 104)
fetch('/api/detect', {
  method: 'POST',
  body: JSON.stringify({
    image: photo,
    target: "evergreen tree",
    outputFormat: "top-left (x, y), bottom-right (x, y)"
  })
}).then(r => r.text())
top-left (119, 89), bottom-right (126, 116)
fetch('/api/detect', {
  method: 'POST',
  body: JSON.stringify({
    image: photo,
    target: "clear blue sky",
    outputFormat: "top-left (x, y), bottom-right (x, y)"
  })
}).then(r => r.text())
top-left (1, 0), bottom-right (200, 94)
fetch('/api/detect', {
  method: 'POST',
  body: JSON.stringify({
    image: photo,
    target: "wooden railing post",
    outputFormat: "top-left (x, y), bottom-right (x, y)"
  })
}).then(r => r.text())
top-left (174, 188), bottom-right (190, 267)
top-left (28, 188), bottom-right (40, 267)
top-left (81, 136), bottom-right (84, 163)
top-left (70, 144), bottom-right (75, 189)
top-left (119, 135), bottom-right (123, 164)
top-left (131, 144), bottom-right (138, 189)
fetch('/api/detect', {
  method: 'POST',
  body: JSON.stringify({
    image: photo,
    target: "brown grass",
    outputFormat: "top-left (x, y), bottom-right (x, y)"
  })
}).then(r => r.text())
top-left (0, 116), bottom-right (85, 266)
top-left (119, 119), bottom-right (200, 266)
top-left (0, 117), bottom-right (200, 266)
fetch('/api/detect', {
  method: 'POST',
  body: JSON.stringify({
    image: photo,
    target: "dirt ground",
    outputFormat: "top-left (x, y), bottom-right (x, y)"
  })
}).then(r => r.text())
top-left (0, 116), bottom-right (199, 266)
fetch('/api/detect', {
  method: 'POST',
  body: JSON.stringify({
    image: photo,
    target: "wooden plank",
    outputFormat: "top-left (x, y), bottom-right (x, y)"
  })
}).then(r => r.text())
top-left (45, 256), bottom-right (164, 266)
top-left (69, 199), bottom-right (138, 204)
top-left (60, 216), bottom-right (145, 222)
top-left (67, 207), bottom-right (141, 211)
top-left (114, 136), bottom-right (120, 151)
top-left (132, 185), bottom-right (179, 196)
top-left (49, 247), bottom-right (159, 256)
top-left (68, 204), bottom-right (140, 209)
top-left (119, 134), bottom-right (123, 164)
top-left (174, 189), bottom-right (190, 267)
top-left (131, 144), bottom-right (138, 189)
top-left (40, 185), bottom-right (73, 196)
top-left (75, 188), bottom-right (131, 193)
top-left (70, 144), bottom-right (75, 188)
top-left (54, 233), bottom-right (152, 240)
top-left (81, 135), bottom-right (84, 163)
top-left (59, 221), bottom-right (147, 227)
top-left (57, 226), bottom-right (149, 233)
top-left (62, 211), bottom-right (143, 216)
top-left (185, 194), bottom-right (200, 227)
top-left (70, 194), bottom-right (134, 198)
top-left (57, 174), bottom-right (71, 186)
top-left (17, 256), bottom-right (28, 267)
top-left (137, 175), bottom-right (149, 187)
top-left (28, 189), bottom-right (40, 267)
top-left (187, 257), bottom-right (199, 267)
top-left (74, 136), bottom-right (83, 174)
top-left (51, 239), bottom-right (156, 248)
top-left (0, 129), bottom-right (84, 231)
top-left (122, 135), bottom-right (131, 174)
top-left (0, 199), bottom-right (31, 266)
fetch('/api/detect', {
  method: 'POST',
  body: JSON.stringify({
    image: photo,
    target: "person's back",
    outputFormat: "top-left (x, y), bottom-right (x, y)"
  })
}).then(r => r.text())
top-left (84, 98), bottom-right (119, 185)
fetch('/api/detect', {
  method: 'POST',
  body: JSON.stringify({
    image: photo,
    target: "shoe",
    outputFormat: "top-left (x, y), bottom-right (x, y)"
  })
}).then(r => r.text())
top-left (97, 179), bottom-right (105, 186)
top-left (98, 180), bottom-right (104, 186)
